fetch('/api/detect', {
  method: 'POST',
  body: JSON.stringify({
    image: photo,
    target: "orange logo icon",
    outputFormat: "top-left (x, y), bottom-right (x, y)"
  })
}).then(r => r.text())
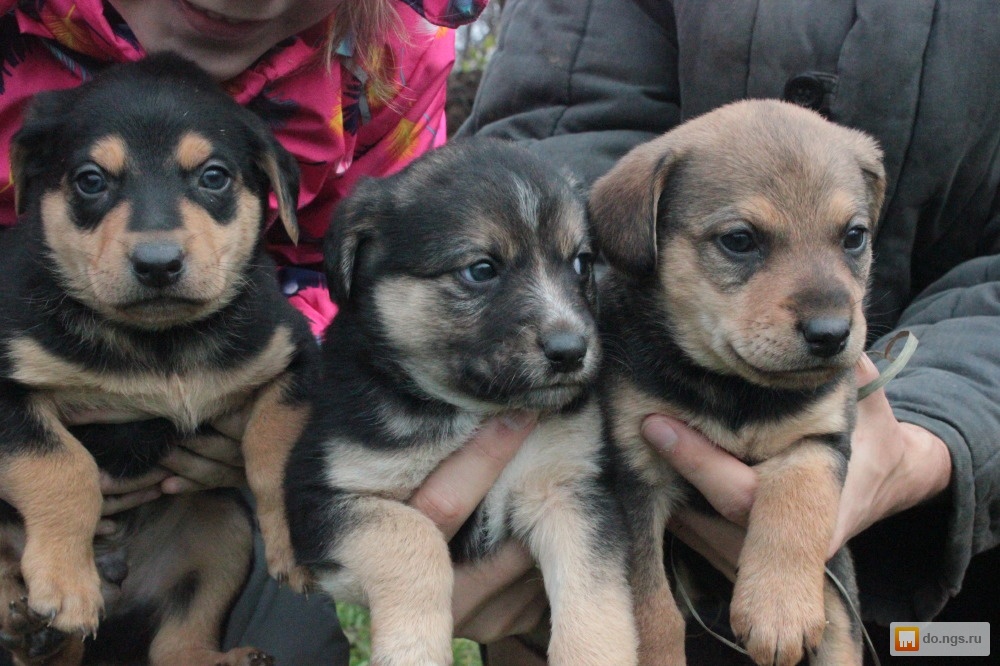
top-left (895, 626), bottom-right (920, 652)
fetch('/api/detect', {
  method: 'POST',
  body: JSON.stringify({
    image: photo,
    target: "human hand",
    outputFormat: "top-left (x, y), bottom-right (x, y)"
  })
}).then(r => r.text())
top-left (157, 430), bottom-right (246, 494)
top-left (94, 429), bottom-right (246, 534)
top-left (643, 354), bottom-right (953, 573)
top-left (408, 411), bottom-right (549, 644)
top-left (99, 468), bottom-right (169, 518)
top-left (828, 355), bottom-right (951, 556)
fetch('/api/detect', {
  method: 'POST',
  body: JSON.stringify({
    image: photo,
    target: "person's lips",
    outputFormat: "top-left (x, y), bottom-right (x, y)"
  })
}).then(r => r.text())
top-left (175, 0), bottom-right (269, 41)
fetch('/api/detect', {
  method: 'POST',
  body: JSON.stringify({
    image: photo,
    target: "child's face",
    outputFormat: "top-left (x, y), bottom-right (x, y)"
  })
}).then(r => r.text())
top-left (108, 0), bottom-right (342, 81)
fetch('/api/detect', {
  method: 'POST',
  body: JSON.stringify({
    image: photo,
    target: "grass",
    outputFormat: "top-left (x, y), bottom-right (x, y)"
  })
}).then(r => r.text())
top-left (337, 602), bottom-right (483, 666)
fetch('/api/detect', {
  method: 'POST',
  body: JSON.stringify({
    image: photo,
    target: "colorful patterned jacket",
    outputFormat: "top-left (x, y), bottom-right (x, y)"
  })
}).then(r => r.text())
top-left (0, 0), bottom-right (484, 333)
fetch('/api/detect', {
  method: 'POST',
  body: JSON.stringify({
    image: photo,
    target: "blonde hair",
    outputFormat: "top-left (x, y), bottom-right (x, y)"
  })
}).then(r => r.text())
top-left (323, 0), bottom-right (405, 104)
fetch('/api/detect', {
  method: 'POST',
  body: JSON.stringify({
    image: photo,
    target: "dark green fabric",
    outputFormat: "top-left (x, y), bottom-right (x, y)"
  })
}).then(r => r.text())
top-left (461, 0), bottom-right (1000, 623)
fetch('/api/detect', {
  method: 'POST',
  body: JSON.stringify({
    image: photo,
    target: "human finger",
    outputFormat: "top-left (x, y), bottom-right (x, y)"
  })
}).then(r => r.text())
top-left (160, 476), bottom-right (211, 494)
top-left (96, 519), bottom-right (119, 536)
top-left (457, 578), bottom-right (548, 644)
top-left (158, 448), bottom-right (244, 492)
top-left (453, 544), bottom-right (548, 645)
top-left (177, 432), bottom-right (245, 466)
top-left (410, 411), bottom-right (537, 539)
top-left (452, 541), bottom-right (536, 624)
top-left (99, 468), bottom-right (171, 496)
top-left (855, 352), bottom-right (882, 393)
top-left (669, 509), bottom-right (745, 581)
top-left (642, 415), bottom-right (757, 525)
top-left (101, 487), bottom-right (162, 516)
top-left (210, 408), bottom-right (252, 441)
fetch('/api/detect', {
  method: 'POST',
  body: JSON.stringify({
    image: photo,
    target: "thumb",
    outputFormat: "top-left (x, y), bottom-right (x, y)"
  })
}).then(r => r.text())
top-left (641, 415), bottom-right (757, 526)
top-left (855, 352), bottom-right (881, 396)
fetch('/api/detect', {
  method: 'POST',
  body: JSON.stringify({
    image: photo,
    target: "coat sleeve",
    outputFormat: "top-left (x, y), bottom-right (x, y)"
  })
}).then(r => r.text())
top-left (854, 249), bottom-right (1000, 622)
top-left (457, 0), bottom-right (681, 186)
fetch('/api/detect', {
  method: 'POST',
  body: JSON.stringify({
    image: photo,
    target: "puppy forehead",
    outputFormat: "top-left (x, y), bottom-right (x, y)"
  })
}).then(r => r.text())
top-left (677, 140), bottom-right (868, 228)
top-left (441, 179), bottom-right (585, 258)
top-left (488, 174), bottom-right (586, 249)
top-left (382, 167), bottom-right (584, 264)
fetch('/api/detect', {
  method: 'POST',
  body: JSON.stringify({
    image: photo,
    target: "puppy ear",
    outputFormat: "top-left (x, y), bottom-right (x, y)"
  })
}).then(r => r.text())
top-left (588, 137), bottom-right (680, 276)
top-left (323, 178), bottom-right (387, 305)
top-left (10, 91), bottom-right (68, 216)
top-left (255, 136), bottom-right (301, 245)
top-left (851, 133), bottom-right (886, 229)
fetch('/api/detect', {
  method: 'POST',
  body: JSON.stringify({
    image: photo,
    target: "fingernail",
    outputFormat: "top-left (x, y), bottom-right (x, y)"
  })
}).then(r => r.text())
top-left (642, 417), bottom-right (678, 453)
top-left (499, 410), bottom-right (537, 432)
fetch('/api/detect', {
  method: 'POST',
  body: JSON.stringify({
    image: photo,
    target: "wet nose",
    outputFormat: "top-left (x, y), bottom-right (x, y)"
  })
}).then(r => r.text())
top-left (800, 317), bottom-right (851, 358)
top-left (542, 332), bottom-right (588, 372)
top-left (130, 242), bottom-right (185, 288)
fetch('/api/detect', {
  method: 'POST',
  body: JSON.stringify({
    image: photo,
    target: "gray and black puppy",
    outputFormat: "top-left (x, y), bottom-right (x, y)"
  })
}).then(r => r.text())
top-left (285, 140), bottom-right (638, 666)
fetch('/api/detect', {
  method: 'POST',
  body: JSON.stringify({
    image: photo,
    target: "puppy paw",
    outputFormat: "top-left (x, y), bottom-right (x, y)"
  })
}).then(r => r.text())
top-left (0, 595), bottom-right (72, 663)
top-left (267, 555), bottom-right (314, 595)
top-left (731, 578), bottom-right (825, 666)
top-left (284, 565), bottom-right (315, 596)
top-left (258, 516), bottom-right (312, 593)
top-left (21, 560), bottom-right (102, 636)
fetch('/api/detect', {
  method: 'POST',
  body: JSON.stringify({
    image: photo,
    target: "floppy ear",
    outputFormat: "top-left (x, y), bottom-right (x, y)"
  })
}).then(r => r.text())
top-left (10, 90), bottom-right (70, 216)
top-left (255, 134), bottom-right (301, 245)
top-left (851, 132), bottom-right (886, 229)
top-left (323, 177), bottom-right (388, 306)
top-left (588, 136), bottom-right (681, 276)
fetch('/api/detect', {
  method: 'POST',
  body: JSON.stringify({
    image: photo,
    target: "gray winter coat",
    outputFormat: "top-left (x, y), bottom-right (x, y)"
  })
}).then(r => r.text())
top-left (460, 0), bottom-right (1000, 623)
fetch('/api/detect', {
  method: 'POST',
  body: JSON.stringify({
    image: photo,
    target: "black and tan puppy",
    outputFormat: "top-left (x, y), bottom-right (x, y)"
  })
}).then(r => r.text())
top-left (589, 100), bottom-right (885, 666)
top-left (285, 140), bottom-right (638, 666)
top-left (0, 55), bottom-right (315, 665)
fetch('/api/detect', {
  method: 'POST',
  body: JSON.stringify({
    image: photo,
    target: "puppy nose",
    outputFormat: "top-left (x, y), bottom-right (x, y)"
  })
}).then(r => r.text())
top-left (800, 317), bottom-right (851, 358)
top-left (130, 242), bottom-right (185, 288)
top-left (542, 332), bottom-right (587, 372)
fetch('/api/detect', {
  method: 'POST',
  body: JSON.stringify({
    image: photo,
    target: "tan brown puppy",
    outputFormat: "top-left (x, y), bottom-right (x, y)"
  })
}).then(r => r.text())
top-left (0, 55), bottom-right (315, 665)
top-left (590, 99), bottom-right (885, 666)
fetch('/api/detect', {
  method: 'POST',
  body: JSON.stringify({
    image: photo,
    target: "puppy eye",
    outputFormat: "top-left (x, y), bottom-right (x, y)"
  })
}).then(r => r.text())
top-left (843, 225), bottom-right (869, 252)
top-left (460, 260), bottom-right (499, 283)
top-left (573, 252), bottom-right (594, 277)
top-left (717, 230), bottom-right (757, 255)
top-left (198, 165), bottom-right (232, 191)
top-left (74, 167), bottom-right (107, 197)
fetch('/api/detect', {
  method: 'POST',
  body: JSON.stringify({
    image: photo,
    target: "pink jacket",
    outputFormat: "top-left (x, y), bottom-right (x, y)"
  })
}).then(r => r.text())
top-left (0, 0), bottom-right (484, 333)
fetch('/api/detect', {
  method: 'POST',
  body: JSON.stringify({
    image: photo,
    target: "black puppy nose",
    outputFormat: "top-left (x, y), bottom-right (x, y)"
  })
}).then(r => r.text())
top-left (542, 332), bottom-right (588, 372)
top-left (130, 242), bottom-right (185, 288)
top-left (800, 317), bottom-right (851, 358)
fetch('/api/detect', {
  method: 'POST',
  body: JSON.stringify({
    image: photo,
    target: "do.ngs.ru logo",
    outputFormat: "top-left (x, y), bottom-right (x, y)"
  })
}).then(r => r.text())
top-left (890, 622), bottom-right (990, 657)
top-left (895, 626), bottom-right (919, 651)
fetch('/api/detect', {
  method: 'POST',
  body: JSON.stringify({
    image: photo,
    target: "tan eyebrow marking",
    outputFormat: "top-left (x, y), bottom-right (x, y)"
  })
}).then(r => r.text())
top-left (174, 132), bottom-right (214, 171)
top-left (89, 135), bottom-right (128, 175)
